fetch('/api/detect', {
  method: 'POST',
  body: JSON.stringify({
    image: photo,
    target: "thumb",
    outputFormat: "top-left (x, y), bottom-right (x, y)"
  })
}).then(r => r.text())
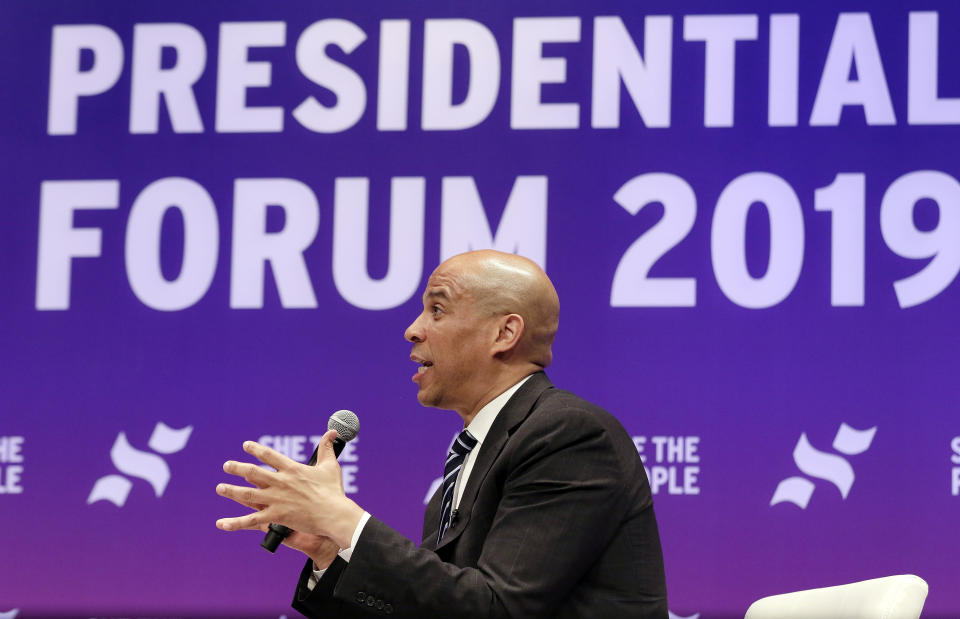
top-left (315, 428), bottom-right (339, 465)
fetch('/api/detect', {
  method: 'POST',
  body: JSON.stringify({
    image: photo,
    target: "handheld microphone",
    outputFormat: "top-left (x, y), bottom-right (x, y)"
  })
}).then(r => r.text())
top-left (261, 409), bottom-right (359, 553)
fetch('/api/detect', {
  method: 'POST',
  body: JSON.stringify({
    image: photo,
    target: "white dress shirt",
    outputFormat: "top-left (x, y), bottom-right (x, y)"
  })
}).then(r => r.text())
top-left (308, 374), bottom-right (533, 587)
top-left (451, 374), bottom-right (531, 511)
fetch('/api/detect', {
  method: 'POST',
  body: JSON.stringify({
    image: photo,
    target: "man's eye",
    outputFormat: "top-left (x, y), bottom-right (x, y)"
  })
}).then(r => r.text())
top-left (431, 306), bottom-right (442, 316)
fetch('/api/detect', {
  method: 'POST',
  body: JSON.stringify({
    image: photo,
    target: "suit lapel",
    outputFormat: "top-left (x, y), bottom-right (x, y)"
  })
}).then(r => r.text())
top-left (422, 484), bottom-right (443, 551)
top-left (434, 372), bottom-right (553, 551)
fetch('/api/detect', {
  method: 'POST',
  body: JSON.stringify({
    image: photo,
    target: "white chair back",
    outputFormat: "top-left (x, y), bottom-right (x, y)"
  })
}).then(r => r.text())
top-left (744, 574), bottom-right (928, 619)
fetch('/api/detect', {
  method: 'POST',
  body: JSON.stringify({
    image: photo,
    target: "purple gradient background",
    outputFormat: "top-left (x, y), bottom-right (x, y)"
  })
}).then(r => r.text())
top-left (1, 1), bottom-right (958, 617)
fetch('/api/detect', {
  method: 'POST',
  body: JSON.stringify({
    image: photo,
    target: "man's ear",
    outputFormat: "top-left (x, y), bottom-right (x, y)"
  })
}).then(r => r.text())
top-left (492, 314), bottom-right (524, 354)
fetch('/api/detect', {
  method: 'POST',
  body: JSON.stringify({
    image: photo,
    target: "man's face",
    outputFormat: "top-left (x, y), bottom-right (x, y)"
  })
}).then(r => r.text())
top-left (404, 263), bottom-right (494, 413)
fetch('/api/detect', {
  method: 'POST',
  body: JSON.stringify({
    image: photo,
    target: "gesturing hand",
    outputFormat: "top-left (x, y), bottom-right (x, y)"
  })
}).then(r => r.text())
top-left (215, 429), bottom-right (364, 551)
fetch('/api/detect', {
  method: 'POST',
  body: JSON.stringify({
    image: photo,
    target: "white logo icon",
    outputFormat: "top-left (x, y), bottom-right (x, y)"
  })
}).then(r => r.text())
top-left (771, 423), bottom-right (877, 509)
top-left (0, 609), bottom-right (20, 619)
top-left (87, 422), bottom-right (193, 507)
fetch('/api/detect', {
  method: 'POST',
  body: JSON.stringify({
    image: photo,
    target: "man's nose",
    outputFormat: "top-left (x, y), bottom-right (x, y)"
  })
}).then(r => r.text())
top-left (405, 315), bottom-right (424, 342)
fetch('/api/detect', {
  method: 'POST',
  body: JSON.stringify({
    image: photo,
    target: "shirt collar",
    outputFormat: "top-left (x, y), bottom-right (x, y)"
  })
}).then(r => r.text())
top-left (464, 374), bottom-right (534, 445)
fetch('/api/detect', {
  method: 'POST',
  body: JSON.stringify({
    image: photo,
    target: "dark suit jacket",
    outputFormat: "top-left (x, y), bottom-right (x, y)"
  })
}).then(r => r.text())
top-left (292, 372), bottom-right (668, 618)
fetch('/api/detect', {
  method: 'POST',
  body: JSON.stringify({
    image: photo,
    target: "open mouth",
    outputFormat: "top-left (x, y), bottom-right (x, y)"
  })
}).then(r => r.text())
top-left (417, 361), bottom-right (433, 373)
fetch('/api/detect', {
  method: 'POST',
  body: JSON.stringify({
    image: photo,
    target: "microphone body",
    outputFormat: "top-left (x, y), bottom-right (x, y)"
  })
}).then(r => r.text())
top-left (262, 410), bottom-right (358, 553)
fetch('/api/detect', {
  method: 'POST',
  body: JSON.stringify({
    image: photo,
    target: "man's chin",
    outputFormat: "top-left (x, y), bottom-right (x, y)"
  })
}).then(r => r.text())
top-left (417, 389), bottom-right (453, 412)
top-left (416, 389), bottom-right (437, 408)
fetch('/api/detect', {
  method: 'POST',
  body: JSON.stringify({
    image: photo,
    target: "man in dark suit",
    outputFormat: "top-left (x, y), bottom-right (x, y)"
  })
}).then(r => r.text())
top-left (216, 250), bottom-right (668, 618)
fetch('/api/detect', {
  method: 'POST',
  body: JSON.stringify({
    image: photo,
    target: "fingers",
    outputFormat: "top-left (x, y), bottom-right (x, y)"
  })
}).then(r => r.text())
top-left (243, 440), bottom-right (297, 471)
top-left (216, 482), bottom-right (265, 510)
top-left (215, 483), bottom-right (269, 531)
top-left (315, 429), bottom-right (339, 464)
top-left (226, 494), bottom-right (267, 512)
top-left (216, 512), bottom-right (266, 532)
top-left (222, 459), bottom-right (273, 488)
top-left (314, 429), bottom-right (345, 493)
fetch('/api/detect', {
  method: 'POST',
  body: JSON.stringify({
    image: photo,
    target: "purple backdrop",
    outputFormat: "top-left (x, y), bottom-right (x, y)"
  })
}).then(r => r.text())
top-left (1, 1), bottom-right (958, 617)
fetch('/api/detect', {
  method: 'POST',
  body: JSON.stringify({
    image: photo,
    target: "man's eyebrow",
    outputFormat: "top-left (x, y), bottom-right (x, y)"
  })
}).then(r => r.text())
top-left (425, 289), bottom-right (449, 301)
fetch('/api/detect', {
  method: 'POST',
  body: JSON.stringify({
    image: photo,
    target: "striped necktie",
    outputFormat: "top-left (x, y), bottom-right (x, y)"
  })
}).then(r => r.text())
top-left (437, 428), bottom-right (478, 544)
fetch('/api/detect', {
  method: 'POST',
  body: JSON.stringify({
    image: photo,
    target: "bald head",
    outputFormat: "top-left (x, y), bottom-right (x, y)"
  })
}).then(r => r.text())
top-left (405, 250), bottom-right (561, 420)
top-left (437, 250), bottom-right (560, 367)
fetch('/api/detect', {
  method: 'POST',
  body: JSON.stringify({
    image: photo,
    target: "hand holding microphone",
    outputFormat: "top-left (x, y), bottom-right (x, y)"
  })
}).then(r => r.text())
top-left (215, 409), bottom-right (361, 555)
top-left (261, 410), bottom-right (360, 552)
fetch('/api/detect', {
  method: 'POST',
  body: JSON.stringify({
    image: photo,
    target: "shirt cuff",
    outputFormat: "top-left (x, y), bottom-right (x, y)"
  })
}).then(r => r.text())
top-left (340, 510), bottom-right (371, 563)
top-left (307, 511), bottom-right (371, 589)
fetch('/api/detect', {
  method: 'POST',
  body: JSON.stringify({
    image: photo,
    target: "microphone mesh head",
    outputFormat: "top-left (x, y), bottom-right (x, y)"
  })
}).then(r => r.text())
top-left (328, 409), bottom-right (359, 442)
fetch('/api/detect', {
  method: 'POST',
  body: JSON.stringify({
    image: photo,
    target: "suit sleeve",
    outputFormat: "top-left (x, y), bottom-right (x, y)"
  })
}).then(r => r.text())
top-left (292, 404), bottom-right (641, 619)
top-left (291, 556), bottom-right (361, 618)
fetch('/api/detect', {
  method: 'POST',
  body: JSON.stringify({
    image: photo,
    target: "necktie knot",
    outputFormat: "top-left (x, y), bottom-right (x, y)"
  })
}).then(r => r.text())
top-left (450, 429), bottom-right (478, 457)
